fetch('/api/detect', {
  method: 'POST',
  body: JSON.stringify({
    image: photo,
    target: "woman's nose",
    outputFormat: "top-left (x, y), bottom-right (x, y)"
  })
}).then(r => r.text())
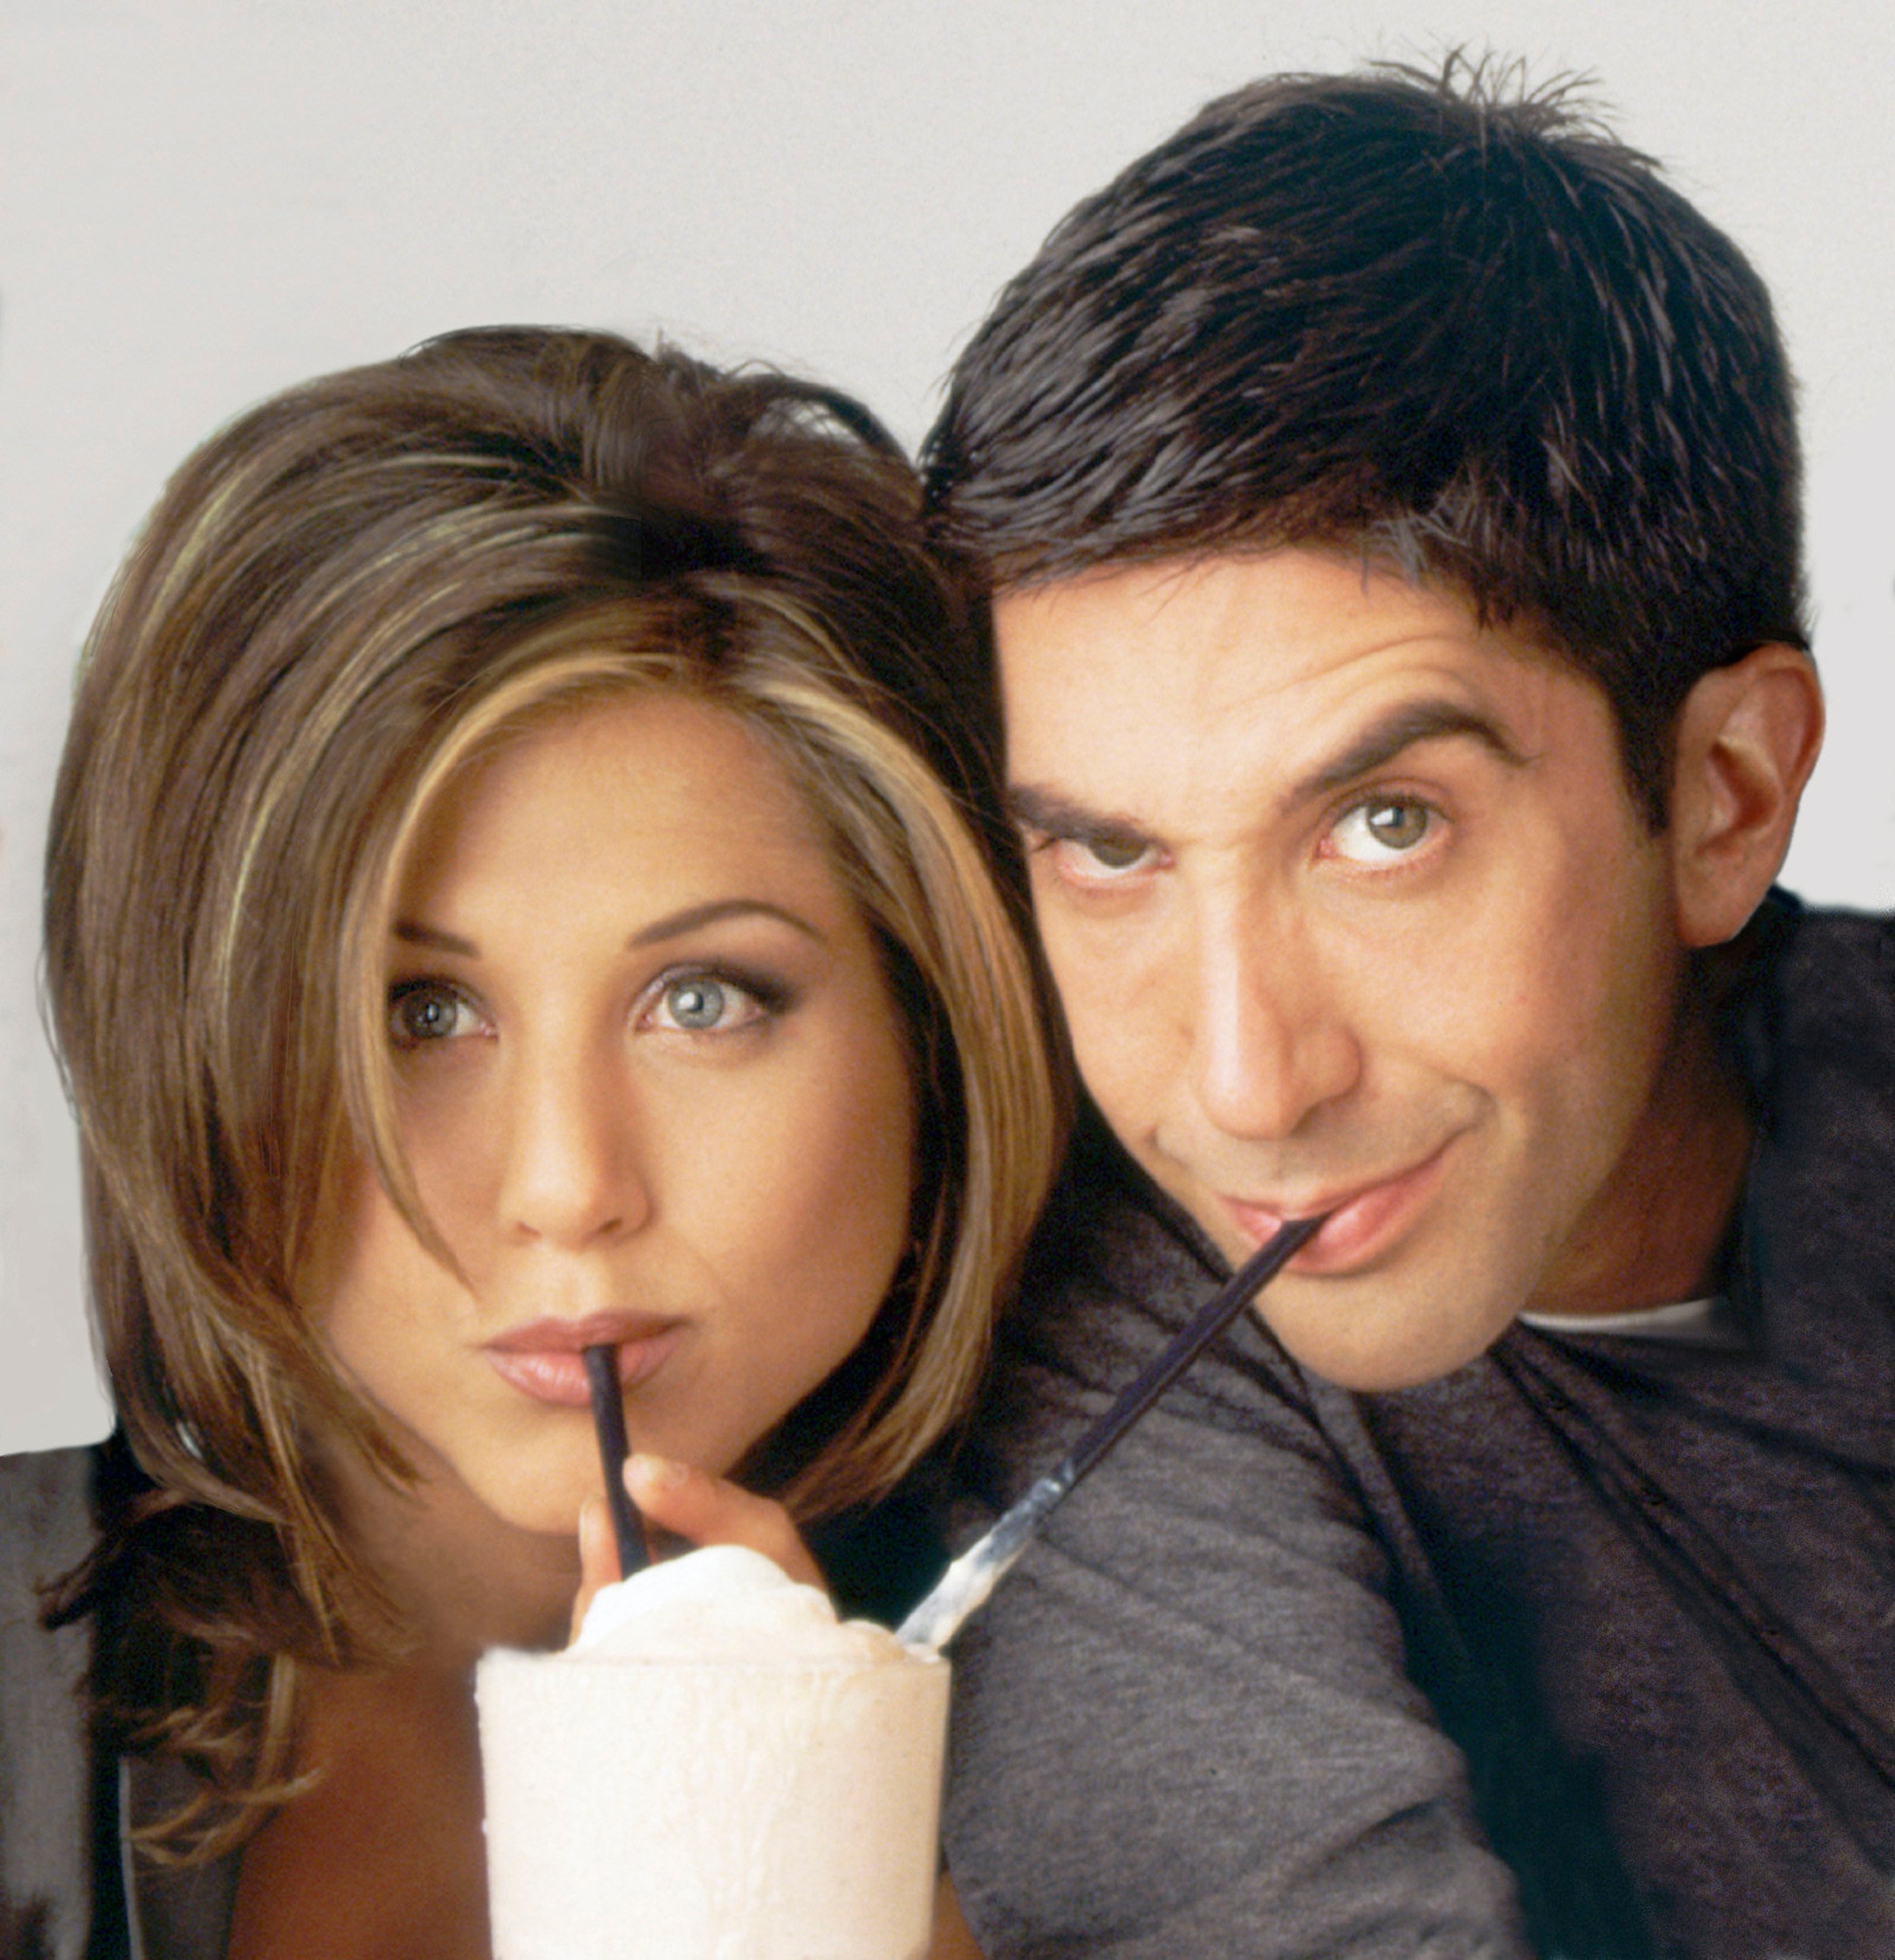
top-left (495, 1043), bottom-right (650, 1248)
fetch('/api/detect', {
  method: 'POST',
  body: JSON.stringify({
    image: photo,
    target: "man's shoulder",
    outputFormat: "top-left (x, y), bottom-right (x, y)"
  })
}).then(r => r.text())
top-left (1733, 898), bottom-right (1895, 1358)
top-left (967, 1112), bottom-right (1328, 1503)
top-left (1002, 1109), bottom-right (1258, 1399)
top-left (1740, 896), bottom-right (1895, 1193)
top-left (1012, 1115), bottom-right (1212, 1337)
top-left (1739, 894), bottom-right (1895, 1087)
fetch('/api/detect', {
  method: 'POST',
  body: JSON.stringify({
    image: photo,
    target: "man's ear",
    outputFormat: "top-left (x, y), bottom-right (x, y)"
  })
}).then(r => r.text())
top-left (1668, 642), bottom-right (1824, 948)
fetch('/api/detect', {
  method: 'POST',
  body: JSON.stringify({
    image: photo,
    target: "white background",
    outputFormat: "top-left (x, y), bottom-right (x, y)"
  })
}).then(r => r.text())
top-left (3, 0), bottom-right (1891, 1453)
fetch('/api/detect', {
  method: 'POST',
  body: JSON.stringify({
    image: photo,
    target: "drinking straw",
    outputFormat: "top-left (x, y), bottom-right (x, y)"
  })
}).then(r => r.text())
top-left (896, 1213), bottom-right (1323, 1654)
top-left (582, 1343), bottom-right (648, 1576)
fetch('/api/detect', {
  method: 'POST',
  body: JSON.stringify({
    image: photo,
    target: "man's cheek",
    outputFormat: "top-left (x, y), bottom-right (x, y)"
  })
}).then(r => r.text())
top-left (1038, 896), bottom-right (1194, 1103)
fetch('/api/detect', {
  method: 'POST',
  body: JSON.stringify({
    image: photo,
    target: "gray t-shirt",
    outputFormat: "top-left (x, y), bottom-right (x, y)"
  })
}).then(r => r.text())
top-left (944, 899), bottom-right (1895, 1957)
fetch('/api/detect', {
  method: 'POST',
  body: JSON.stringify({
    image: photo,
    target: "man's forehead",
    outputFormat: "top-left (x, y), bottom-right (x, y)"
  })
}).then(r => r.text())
top-left (993, 549), bottom-right (1566, 768)
top-left (994, 549), bottom-right (1492, 681)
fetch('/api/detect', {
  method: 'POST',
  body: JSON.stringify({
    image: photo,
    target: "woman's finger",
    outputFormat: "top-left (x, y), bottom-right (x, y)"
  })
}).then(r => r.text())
top-left (625, 1454), bottom-right (824, 1588)
top-left (568, 1494), bottom-right (622, 1642)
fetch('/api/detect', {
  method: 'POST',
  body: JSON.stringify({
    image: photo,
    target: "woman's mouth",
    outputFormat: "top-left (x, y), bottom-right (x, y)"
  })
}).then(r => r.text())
top-left (1221, 1140), bottom-right (1457, 1276)
top-left (482, 1313), bottom-right (684, 1407)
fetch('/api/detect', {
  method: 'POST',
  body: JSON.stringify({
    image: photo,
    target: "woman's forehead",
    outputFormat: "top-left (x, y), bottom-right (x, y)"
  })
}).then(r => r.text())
top-left (395, 694), bottom-right (848, 939)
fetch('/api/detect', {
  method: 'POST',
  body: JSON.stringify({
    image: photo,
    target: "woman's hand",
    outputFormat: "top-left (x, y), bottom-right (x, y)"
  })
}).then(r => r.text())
top-left (570, 1455), bottom-right (823, 1640)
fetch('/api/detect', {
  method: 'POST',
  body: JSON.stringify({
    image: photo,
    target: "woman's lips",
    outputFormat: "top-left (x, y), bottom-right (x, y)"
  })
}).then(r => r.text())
top-left (483, 1313), bottom-right (684, 1408)
top-left (1221, 1140), bottom-right (1455, 1276)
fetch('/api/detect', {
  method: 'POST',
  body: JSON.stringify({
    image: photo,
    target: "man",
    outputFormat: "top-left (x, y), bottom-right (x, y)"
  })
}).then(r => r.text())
top-left (923, 63), bottom-right (1894, 1959)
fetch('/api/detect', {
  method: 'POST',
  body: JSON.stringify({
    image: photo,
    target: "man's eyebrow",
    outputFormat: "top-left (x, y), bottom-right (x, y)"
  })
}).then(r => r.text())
top-left (1006, 784), bottom-right (1154, 847)
top-left (1289, 699), bottom-right (1528, 805)
top-left (626, 898), bottom-right (823, 949)
top-left (1006, 702), bottom-right (1524, 842)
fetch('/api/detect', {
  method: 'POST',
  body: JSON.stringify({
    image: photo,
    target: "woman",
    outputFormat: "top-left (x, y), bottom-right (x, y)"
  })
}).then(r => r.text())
top-left (5, 327), bottom-right (1059, 1955)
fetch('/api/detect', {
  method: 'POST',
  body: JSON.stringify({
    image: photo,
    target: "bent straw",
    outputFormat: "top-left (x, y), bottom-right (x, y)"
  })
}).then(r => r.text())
top-left (896, 1213), bottom-right (1323, 1655)
top-left (582, 1343), bottom-right (648, 1576)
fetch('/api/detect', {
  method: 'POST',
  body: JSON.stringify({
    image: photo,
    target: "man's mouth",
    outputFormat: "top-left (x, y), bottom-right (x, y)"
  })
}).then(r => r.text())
top-left (482, 1311), bottom-right (684, 1407)
top-left (1219, 1139), bottom-right (1457, 1276)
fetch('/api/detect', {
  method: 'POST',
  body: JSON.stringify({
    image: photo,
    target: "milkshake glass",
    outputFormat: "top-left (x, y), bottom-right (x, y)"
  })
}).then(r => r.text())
top-left (476, 1546), bottom-right (949, 1960)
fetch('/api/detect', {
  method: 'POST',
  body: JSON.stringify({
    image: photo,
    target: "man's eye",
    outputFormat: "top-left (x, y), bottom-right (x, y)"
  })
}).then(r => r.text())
top-left (1328, 798), bottom-right (1438, 865)
top-left (388, 981), bottom-right (484, 1047)
top-left (646, 972), bottom-right (771, 1036)
top-left (1040, 833), bottom-right (1161, 885)
top-left (1083, 836), bottom-right (1152, 870)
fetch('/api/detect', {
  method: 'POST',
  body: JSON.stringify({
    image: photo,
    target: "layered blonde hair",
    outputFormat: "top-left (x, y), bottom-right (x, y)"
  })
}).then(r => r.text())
top-left (43, 328), bottom-right (1061, 1854)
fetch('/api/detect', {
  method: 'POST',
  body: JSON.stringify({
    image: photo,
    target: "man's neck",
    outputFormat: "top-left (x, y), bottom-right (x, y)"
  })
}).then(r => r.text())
top-left (1526, 1004), bottom-right (1752, 1320)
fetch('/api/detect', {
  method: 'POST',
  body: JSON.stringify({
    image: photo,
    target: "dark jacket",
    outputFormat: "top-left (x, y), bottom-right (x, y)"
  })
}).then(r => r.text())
top-left (1, 1447), bottom-right (238, 1960)
top-left (946, 898), bottom-right (1895, 1959)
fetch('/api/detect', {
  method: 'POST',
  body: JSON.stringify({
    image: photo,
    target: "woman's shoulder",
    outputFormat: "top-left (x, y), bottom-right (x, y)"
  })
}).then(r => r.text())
top-left (0, 1443), bottom-right (106, 1960)
top-left (0, 1444), bottom-right (101, 1578)
top-left (0, 1439), bottom-right (106, 1674)
top-left (1, 1443), bottom-right (103, 1653)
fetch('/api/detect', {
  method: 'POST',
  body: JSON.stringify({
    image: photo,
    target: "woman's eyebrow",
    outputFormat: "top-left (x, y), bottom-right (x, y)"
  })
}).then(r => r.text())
top-left (1287, 698), bottom-right (1528, 808)
top-left (626, 898), bottom-right (824, 948)
top-left (393, 900), bottom-right (824, 957)
top-left (393, 921), bottom-right (478, 955)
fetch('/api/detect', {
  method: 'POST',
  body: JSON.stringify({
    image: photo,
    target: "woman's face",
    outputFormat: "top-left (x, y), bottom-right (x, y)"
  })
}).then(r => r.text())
top-left (312, 693), bottom-right (917, 1539)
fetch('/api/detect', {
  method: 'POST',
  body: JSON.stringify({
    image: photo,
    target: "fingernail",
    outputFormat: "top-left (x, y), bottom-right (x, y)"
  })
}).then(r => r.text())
top-left (628, 1452), bottom-right (691, 1490)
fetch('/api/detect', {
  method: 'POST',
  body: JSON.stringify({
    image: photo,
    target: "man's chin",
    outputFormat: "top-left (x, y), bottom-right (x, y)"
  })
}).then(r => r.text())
top-left (1252, 1277), bottom-right (1520, 1393)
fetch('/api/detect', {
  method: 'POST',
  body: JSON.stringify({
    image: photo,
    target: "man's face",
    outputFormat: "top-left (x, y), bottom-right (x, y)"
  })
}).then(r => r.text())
top-left (997, 548), bottom-right (1709, 1390)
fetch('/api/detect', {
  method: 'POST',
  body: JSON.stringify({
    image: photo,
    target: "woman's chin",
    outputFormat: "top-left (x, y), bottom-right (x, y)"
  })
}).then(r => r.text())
top-left (348, 1420), bottom-right (591, 1552)
top-left (442, 1456), bottom-right (599, 1545)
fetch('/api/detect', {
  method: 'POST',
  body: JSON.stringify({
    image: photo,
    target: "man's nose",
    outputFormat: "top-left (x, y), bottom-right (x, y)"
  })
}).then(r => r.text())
top-left (1187, 898), bottom-right (1361, 1143)
top-left (496, 1041), bottom-right (650, 1248)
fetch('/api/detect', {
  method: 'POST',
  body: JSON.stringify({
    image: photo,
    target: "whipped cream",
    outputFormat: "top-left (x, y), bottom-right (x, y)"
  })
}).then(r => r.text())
top-left (571, 1543), bottom-right (911, 1667)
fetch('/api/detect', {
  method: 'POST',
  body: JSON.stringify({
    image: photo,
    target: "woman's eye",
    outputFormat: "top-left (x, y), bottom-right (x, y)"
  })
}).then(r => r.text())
top-left (647, 973), bottom-right (770, 1036)
top-left (1328, 798), bottom-right (1438, 866)
top-left (388, 981), bottom-right (484, 1047)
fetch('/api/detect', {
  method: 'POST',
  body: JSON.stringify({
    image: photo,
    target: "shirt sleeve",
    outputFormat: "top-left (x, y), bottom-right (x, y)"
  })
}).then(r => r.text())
top-left (940, 1195), bottom-right (1530, 1959)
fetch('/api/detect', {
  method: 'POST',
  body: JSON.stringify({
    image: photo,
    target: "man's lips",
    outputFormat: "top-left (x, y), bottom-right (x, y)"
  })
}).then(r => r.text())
top-left (483, 1313), bottom-right (684, 1407)
top-left (1220, 1141), bottom-right (1456, 1276)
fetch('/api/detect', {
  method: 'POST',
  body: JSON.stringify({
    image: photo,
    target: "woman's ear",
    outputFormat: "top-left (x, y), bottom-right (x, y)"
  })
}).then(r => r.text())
top-left (1668, 642), bottom-right (1824, 948)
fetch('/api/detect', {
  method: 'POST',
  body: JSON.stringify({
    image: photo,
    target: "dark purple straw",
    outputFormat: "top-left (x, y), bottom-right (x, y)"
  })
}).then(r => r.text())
top-left (897, 1212), bottom-right (1323, 1652)
top-left (582, 1344), bottom-right (648, 1576)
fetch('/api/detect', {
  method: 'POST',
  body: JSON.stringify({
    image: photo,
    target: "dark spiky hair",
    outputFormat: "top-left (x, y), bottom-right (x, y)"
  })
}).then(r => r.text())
top-left (924, 57), bottom-right (1807, 820)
